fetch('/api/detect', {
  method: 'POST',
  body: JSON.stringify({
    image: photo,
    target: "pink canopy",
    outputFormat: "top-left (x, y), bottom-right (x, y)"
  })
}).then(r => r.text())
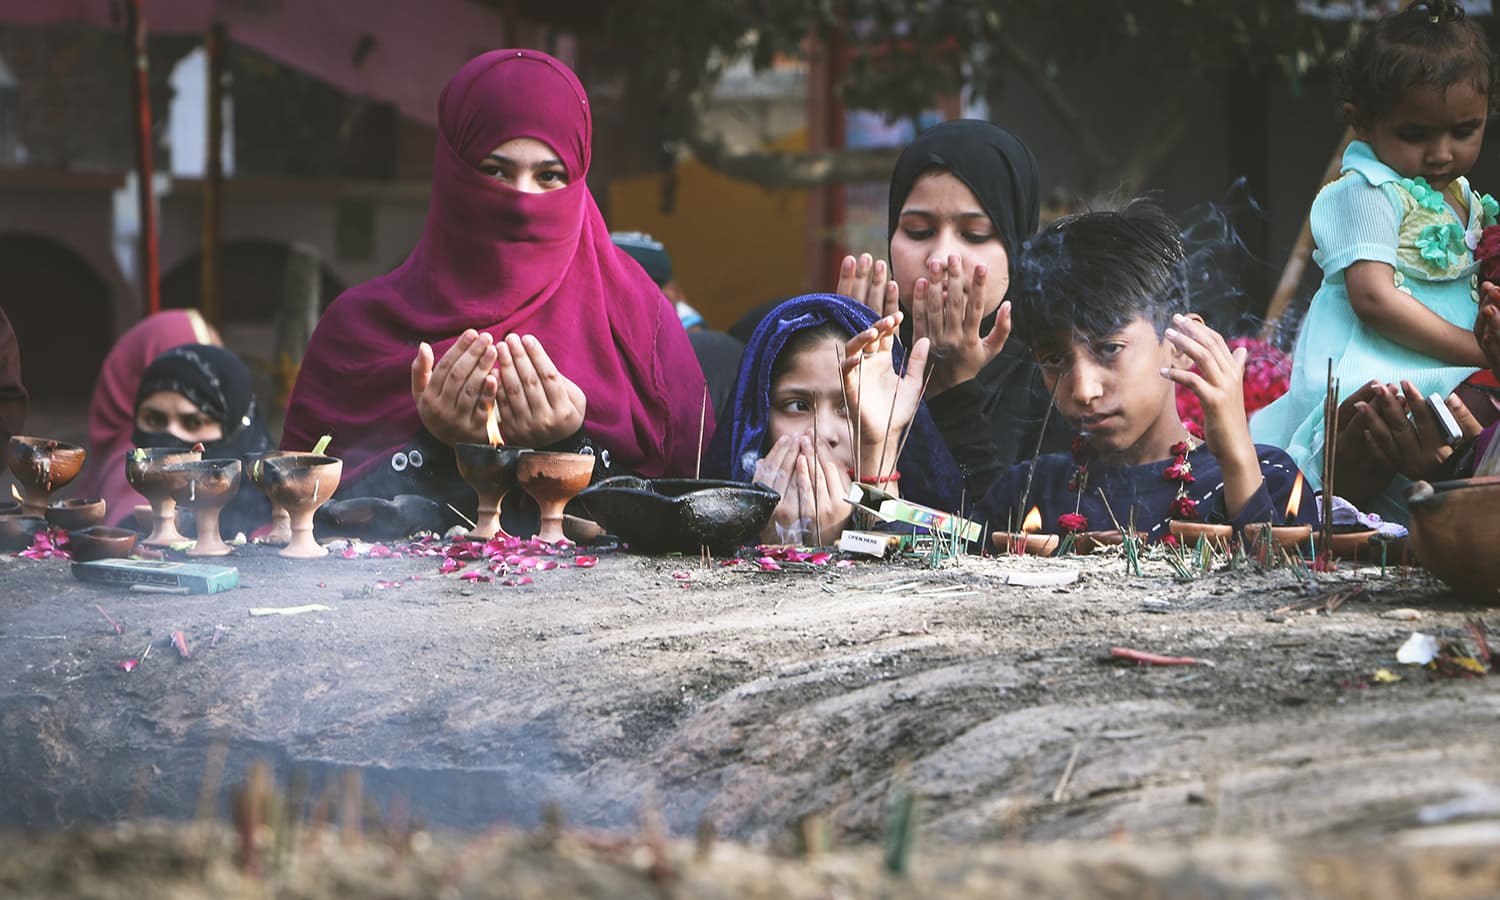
top-left (0, 0), bottom-right (552, 126)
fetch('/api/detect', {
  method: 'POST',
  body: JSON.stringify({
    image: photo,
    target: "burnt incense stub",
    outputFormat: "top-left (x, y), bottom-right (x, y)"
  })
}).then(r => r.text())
top-left (5, 435), bottom-right (86, 516)
top-left (579, 477), bottom-right (780, 554)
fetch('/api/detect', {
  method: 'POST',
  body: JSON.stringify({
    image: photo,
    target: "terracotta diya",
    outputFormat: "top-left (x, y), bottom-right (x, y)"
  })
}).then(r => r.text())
top-left (125, 447), bottom-right (203, 546)
top-left (1259, 472), bottom-right (1312, 554)
top-left (517, 451), bottom-right (594, 543)
top-left (1169, 519), bottom-right (1233, 547)
top-left (5, 435), bottom-right (86, 516)
top-left (454, 443), bottom-right (526, 540)
top-left (161, 459), bottom-right (242, 557)
top-left (992, 506), bottom-right (1058, 556)
top-left (0, 515), bottom-right (47, 552)
top-left (259, 455), bottom-right (343, 558)
top-left (46, 497), bottom-right (107, 532)
top-left (244, 450), bottom-right (303, 545)
top-left (70, 526), bottom-right (138, 562)
top-left (1408, 477), bottom-right (1500, 596)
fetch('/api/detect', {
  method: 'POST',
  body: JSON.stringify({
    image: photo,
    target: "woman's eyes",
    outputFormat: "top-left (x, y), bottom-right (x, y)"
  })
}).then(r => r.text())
top-left (538, 169), bottom-right (568, 185)
top-left (180, 416), bottom-right (205, 432)
top-left (962, 231), bottom-right (995, 244)
top-left (779, 399), bottom-right (812, 413)
top-left (140, 411), bottom-right (166, 429)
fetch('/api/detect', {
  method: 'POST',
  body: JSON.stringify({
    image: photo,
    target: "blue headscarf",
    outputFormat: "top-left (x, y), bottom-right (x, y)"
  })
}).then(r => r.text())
top-left (703, 293), bottom-right (964, 512)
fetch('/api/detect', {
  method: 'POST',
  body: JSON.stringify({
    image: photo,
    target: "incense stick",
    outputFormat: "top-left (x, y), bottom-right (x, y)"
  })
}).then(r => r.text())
top-left (695, 382), bottom-right (708, 480)
top-left (1017, 376), bottom-right (1065, 528)
top-left (873, 340), bottom-right (910, 482)
top-left (811, 399), bottom-right (822, 547)
top-left (1318, 359), bottom-right (1338, 566)
top-left (891, 361), bottom-right (938, 471)
top-left (840, 345), bottom-right (864, 486)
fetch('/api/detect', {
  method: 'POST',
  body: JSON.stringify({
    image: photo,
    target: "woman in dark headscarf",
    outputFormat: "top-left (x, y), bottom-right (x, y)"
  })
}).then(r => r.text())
top-left (704, 293), bottom-right (964, 542)
top-left (130, 343), bottom-right (273, 537)
top-left (837, 119), bottom-right (1069, 496)
top-left (281, 50), bottom-right (706, 534)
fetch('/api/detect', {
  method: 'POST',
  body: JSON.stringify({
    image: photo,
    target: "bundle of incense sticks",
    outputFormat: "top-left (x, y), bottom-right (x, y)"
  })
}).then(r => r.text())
top-left (1319, 359), bottom-right (1339, 563)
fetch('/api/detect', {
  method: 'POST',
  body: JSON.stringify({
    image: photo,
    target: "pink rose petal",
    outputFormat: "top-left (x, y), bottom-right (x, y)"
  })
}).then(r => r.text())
top-left (118, 659), bottom-right (138, 672)
top-left (573, 555), bottom-right (598, 568)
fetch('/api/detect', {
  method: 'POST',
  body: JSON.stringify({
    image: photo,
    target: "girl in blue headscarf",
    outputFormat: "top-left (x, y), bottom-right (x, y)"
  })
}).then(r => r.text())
top-left (703, 293), bottom-right (965, 544)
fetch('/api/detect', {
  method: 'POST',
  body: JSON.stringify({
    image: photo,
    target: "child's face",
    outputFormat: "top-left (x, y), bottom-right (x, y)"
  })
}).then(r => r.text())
top-left (1032, 316), bottom-right (1189, 463)
top-left (891, 171), bottom-right (1011, 317)
top-left (767, 335), bottom-right (852, 470)
top-left (1352, 82), bottom-right (1489, 193)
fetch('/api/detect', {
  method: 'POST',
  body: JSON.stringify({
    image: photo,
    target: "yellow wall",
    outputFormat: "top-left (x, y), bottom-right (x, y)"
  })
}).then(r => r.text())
top-left (609, 132), bottom-right (810, 331)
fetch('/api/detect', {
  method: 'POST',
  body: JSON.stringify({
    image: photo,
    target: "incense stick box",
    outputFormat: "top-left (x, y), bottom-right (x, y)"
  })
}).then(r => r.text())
top-left (71, 559), bottom-right (239, 594)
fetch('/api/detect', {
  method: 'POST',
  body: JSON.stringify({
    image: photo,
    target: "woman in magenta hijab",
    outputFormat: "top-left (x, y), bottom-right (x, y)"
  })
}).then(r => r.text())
top-left (281, 50), bottom-right (707, 525)
top-left (73, 309), bottom-right (218, 526)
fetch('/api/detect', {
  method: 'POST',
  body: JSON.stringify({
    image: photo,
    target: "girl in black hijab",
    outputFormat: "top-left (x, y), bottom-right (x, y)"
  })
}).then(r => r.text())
top-left (838, 119), bottom-right (1070, 496)
top-left (132, 344), bottom-right (273, 537)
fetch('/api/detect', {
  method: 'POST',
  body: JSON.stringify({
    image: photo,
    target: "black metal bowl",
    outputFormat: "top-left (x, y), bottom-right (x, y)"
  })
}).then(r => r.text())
top-left (578, 477), bottom-right (780, 554)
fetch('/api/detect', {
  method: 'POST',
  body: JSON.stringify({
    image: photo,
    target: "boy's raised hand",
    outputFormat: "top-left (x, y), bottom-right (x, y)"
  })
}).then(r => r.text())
top-left (1160, 315), bottom-right (1251, 457)
top-left (835, 253), bottom-right (900, 320)
top-left (911, 255), bottom-right (1011, 395)
top-left (1160, 314), bottom-right (1263, 519)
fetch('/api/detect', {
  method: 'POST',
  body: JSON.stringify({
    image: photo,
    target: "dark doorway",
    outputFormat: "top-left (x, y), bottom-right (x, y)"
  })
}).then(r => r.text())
top-left (0, 233), bottom-right (113, 401)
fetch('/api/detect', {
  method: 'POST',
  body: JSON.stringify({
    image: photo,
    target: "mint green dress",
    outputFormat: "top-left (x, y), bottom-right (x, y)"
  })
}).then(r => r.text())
top-left (1250, 140), bottom-right (1497, 522)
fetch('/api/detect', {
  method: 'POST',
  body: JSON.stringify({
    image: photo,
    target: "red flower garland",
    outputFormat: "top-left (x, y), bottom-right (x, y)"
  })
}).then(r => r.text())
top-left (1165, 440), bottom-right (1198, 522)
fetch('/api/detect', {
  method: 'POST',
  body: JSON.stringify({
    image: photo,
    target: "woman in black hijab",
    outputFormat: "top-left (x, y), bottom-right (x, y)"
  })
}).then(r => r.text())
top-left (132, 344), bottom-right (273, 537)
top-left (837, 119), bottom-right (1069, 497)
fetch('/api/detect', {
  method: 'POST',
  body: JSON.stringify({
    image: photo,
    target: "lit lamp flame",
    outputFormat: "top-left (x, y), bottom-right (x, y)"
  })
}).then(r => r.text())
top-left (1021, 505), bottom-right (1043, 534)
top-left (486, 404), bottom-right (504, 448)
top-left (1285, 471), bottom-right (1304, 520)
top-left (9, 483), bottom-right (20, 503)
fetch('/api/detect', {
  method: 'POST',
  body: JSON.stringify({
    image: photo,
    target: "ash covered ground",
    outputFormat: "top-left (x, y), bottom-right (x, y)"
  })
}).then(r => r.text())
top-left (2, 542), bottom-right (1498, 895)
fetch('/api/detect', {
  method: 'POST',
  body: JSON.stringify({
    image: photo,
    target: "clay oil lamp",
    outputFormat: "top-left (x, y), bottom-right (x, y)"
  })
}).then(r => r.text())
top-left (46, 497), bottom-right (107, 532)
top-left (125, 447), bottom-right (202, 546)
top-left (578, 476), bottom-right (780, 554)
top-left (0, 499), bottom-right (20, 516)
top-left (1329, 528), bottom-right (1379, 560)
top-left (5, 436), bottom-right (86, 516)
top-left (517, 451), bottom-right (595, 544)
top-left (0, 515), bottom-right (48, 552)
top-left (993, 506), bottom-right (1059, 556)
top-left (1168, 518), bottom-right (1233, 549)
top-left (454, 407), bottom-right (525, 540)
top-left (1074, 530), bottom-right (1124, 554)
top-left (1408, 476), bottom-right (1500, 597)
top-left (69, 526), bottom-right (138, 562)
top-left (244, 450), bottom-right (301, 545)
top-left (161, 458), bottom-right (242, 557)
top-left (1250, 472), bottom-right (1313, 556)
top-left (259, 455), bottom-right (342, 558)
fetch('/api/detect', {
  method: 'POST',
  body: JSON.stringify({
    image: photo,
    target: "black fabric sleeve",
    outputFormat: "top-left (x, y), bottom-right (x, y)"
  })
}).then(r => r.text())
top-left (925, 377), bottom-right (1004, 501)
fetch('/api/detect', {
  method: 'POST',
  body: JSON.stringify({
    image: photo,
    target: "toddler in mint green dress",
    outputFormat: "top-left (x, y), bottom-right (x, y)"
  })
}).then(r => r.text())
top-left (1250, 140), bottom-right (1497, 521)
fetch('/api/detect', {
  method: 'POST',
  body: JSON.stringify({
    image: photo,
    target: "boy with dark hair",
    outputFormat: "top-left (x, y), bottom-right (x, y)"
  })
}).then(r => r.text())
top-left (976, 200), bottom-right (1317, 541)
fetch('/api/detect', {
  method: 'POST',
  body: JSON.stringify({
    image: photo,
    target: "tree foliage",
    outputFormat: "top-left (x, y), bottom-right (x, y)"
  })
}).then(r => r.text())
top-left (511, 1), bottom-right (1357, 189)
